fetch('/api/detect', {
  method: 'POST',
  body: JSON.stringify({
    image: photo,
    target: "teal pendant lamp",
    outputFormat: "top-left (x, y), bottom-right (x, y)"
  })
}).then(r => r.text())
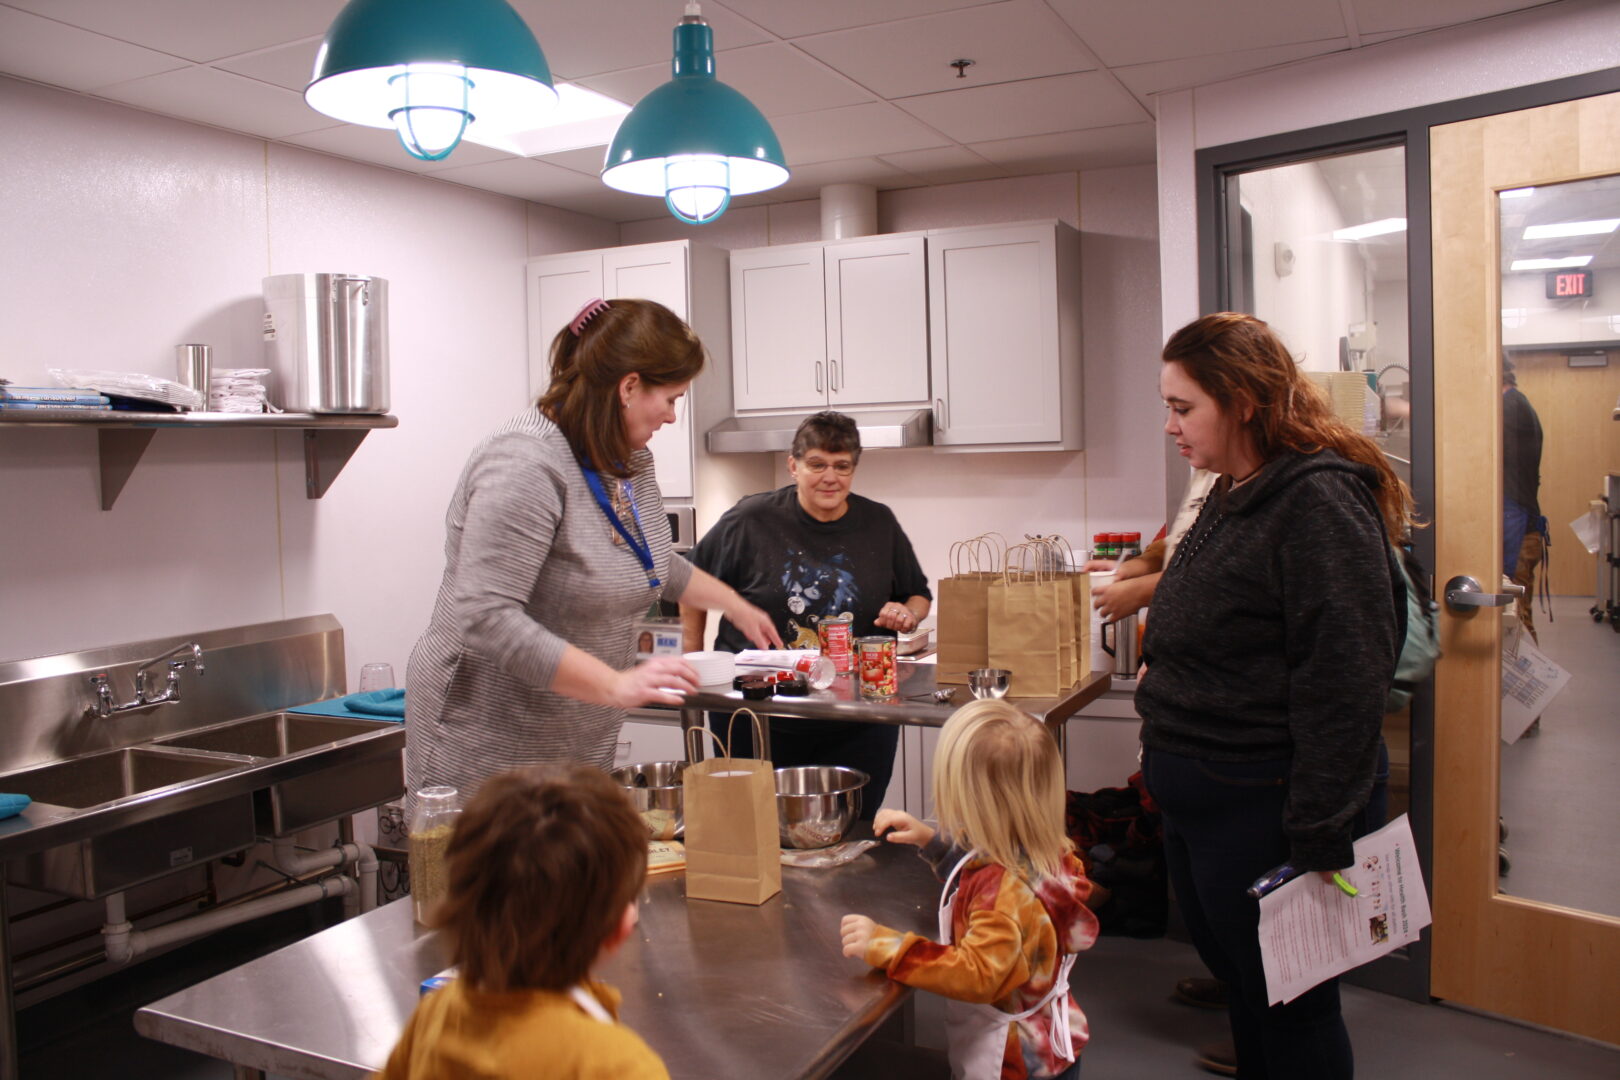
top-left (306, 0), bottom-right (557, 162)
top-left (602, 2), bottom-right (788, 224)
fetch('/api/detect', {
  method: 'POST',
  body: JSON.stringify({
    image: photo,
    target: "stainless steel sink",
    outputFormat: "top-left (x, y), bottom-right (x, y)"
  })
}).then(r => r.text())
top-left (3, 747), bottom-right (242, 809)
top-left (156, 712), bottom-right (403, 838)
top-left (2, 747), bottom-right (256, 899)
top-left (156, 713), bottom-right (386, 758)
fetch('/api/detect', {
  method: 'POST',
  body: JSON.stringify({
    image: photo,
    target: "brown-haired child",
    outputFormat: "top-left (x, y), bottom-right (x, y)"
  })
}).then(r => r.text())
top-left (375, 764), bottom-right (667, 1080)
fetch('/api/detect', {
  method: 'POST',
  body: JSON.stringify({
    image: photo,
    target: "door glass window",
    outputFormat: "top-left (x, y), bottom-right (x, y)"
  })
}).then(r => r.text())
top-left (1496, 174), bottom-right (1620, 917)
top-left (1228, 145), bottom-right (1414, 819)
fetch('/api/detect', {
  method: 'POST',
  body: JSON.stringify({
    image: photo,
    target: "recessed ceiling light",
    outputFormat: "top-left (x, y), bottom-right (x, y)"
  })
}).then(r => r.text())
top-left (1521, 218), bottom-right (1620, 239)
top-left (1509, 256), bottom-right (1593, 270)
top-left (461, 83), bottom-right (630, 157)
top-left (1331, 217), bottom-right (1407, 241)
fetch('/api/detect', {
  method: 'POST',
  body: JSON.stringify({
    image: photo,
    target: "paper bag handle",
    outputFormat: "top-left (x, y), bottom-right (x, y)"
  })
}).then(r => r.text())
top-left (685, 724), bottom-right (727, 762)
top-left (685, 708), bottom-right (768, 761)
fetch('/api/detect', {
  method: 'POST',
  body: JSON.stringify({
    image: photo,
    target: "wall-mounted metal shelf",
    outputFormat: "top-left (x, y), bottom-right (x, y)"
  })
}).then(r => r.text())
top-left (0, 410), bottom-right (398, 510)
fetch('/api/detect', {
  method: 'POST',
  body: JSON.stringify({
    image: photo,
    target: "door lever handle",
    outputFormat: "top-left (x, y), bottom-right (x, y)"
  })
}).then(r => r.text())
top-left (1444, 575), bottom-right (1524, 612)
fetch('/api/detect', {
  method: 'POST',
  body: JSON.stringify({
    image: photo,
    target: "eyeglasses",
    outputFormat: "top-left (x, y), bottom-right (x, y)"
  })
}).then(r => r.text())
top-left (799, 458), bottom-right (855, 476)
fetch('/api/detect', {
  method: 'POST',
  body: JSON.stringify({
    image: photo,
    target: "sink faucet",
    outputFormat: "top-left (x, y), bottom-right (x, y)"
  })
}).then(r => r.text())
top-left (87, 642), bottom-right (205, 718)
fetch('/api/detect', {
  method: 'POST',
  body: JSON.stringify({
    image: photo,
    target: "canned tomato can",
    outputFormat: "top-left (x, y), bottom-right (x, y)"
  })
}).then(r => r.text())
top-left (856, 635), bottom-right (898, 699)
top-left (818, 614), bottom-right (855, 674)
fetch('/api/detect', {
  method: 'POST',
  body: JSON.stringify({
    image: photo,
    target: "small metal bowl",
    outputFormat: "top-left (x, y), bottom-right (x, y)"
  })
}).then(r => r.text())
top-left (968, 667), bottom-right (1011, 699)
top-left (775, 765), bottom-right (868, 849)
top-left (612, 761), bottom-right (686, 840)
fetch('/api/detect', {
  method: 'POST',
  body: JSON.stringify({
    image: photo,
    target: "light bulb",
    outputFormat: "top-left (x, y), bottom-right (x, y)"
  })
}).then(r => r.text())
top-left (664, 156), bottom-right (730, 225)
top-left (389, 64), bottom-right (472, 160)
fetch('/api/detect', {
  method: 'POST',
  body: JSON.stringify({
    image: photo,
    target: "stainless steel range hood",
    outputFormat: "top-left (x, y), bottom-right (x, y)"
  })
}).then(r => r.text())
top-left (705, 409), bottom-right (933, 453)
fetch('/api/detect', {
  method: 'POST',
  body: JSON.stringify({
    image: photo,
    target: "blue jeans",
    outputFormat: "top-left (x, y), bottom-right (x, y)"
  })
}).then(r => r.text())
top-left (1503, 499), bottom-right (1533, 575)
top-left (1143, 748), bottom-right (1355, 1080)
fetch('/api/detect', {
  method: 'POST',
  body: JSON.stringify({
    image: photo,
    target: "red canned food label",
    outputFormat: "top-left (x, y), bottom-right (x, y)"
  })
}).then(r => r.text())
top-left (818, 615), bottom-right (855, 674)
top-left (856, 635), bottom-right (897, 699)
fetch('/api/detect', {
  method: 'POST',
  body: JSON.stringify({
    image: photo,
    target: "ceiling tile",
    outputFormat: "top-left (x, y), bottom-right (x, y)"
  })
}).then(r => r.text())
top-left (879, 145), bottom-right (1007, 185)
top-left (577, 41), bottom-right (874, 121)
top-left (213, 38), bottom-right (322, 93)
top-left (1113, 39), bottom-right (1347, 99)
top-left (0, 6), bottom-right (187, 92)
top-left (794, 0), bottom-right (1094, 100)
top-left (282, 124), bottom-right (516, 174)
top-left (7, 0), bottom-right (345, 63)
top-left (533, 145), bottom-right (611, 177)
top-left (721, 0), bottom-right (1001, 39)
top-left (430, 157), bottom-right (655, 219)
top-left (764, 156), bottom-right (918, 201)
top-left (93, 66), bottom-right (334, 139)
top-left (771, 102), bottom-right (952, 165)
top-left (969, 122), bottom-right (1157, 173)
top-left (507, 0), bottom-right (769, 80)
top-left (1046, 0), bottom-right (1347, 67)
top-left (895, 71), bottom-right (1147, 145)
top-left (1350, 0), bottom-right (1546, 36)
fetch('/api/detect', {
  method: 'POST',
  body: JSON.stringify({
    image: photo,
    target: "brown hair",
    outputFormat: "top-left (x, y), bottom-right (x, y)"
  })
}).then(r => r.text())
top-left (790, 410), bottom-right (862, 462)
top-left (434, 764), bottom-right (647, 992)
top-left (932, 699), bottom-right (1072, 881)
top-left (1161, 312), bottom-right (1416, 542)
top-left (538, 298), bottom-right (705, 478)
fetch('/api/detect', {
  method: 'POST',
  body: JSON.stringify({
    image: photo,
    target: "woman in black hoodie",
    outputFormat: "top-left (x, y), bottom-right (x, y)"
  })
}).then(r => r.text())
top-left (1137, 313), bottom-right (1413, 1079)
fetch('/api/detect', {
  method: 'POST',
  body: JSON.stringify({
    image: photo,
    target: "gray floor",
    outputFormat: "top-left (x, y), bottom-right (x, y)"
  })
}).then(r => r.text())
top-left (1498, 595), bottom-right (1620, 917)
top-left (18, 913), bottom-right (1620, 1078)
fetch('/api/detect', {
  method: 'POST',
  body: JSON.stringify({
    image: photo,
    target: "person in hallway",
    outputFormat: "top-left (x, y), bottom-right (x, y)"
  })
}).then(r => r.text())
top-left (376, 764), bottom-right (669, 1080)
top-left (1502, 359), bottom-right (1547, 643)
top-left (405, 298), bottom-right (780, 806)
top-left (681, 411), bottom-right (931, 816)
top-left (1136, 313), bottom-right (1411, 1080)
top-left (841, 699), bottom-right (1098, 1080)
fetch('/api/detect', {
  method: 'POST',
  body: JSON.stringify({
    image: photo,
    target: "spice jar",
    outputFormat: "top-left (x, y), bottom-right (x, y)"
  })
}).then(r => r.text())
top-left (408, 785), bottom-right (459, 924)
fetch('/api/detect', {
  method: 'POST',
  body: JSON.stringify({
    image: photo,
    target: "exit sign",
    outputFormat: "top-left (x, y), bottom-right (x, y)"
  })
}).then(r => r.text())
top-left (1545, 269), bottom-right (1594, 299)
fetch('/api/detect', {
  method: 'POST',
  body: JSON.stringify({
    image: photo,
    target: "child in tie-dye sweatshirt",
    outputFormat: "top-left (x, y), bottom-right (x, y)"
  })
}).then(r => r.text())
top-left (841, 700), bottom-right (1097, 1080)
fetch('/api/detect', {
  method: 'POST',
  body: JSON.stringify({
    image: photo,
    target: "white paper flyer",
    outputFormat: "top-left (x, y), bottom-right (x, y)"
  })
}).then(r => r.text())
top-left (1258, 814), bottom-right (1431, 1005)
top-left (1501, 634), bottom-right (1570, 743)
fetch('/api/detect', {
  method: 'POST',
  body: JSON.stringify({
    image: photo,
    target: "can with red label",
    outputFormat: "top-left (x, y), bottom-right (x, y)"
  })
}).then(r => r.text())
top-left (817, 614), bottom-right (855, 674)
top-left (856, 635), bottom-right (898, 699)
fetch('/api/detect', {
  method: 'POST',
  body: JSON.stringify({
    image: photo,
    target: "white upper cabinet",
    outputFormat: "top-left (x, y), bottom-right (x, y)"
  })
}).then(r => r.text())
top-left (526, 241), bottom-right (699, 499)
top-left (730, 236), bottom-right (929, 412)
top-left (927, 222), bottom-right (1082, 450)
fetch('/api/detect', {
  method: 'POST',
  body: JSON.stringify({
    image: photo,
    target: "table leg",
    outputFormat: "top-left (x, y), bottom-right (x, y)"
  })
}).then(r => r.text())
top-left (681, 705), bottom-right (773, 763)
top-left (0, 869), bottom-right (17, 1080)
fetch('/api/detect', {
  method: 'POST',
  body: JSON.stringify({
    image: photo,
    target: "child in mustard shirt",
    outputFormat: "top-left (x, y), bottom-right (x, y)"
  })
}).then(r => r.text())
top-left (376, 764), bottom-right (667, 1080)
top-left (841, 700), bottom-right (1098, 1080)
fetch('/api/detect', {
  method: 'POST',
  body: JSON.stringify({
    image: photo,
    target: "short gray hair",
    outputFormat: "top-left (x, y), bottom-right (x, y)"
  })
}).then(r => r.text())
top-left (790, 411), bottom-right (862, 462)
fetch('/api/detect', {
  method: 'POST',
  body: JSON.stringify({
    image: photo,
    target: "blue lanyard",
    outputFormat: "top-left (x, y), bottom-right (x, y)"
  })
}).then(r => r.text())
top-left (580, 463), bottom-right (660, 590)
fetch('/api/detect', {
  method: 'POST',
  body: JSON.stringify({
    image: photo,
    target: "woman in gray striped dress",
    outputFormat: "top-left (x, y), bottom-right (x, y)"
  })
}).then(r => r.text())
top-left (405, 298), bottom-right (781, 804)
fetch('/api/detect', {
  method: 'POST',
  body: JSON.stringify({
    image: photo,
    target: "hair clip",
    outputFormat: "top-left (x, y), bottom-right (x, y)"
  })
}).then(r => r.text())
top-left (569, 298), bottom-right (611, 337)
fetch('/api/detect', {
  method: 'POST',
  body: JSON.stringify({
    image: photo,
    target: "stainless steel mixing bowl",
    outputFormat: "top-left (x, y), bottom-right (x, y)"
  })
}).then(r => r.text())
top-left (775, 765), bottom-right (869, 849)
top-left (612, 761), bottom-right (686, 840)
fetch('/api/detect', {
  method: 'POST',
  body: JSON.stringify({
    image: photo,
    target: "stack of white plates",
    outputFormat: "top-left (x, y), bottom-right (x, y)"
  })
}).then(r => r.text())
top-left (684, 651), bottom-right (736, 686)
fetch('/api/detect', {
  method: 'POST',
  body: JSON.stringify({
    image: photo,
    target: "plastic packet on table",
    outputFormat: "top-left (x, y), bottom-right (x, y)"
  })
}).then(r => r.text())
top-left (779, 839), bottom-right (879, 868)
top-left (50, 368), bottom-right (205, 409)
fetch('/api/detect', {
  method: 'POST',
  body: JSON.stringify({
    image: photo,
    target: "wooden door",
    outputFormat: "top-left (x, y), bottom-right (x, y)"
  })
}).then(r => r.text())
top-left (1429, 90), bottom-right (1620, 1044)
top-left (825, 235), bottom-right (930, 407)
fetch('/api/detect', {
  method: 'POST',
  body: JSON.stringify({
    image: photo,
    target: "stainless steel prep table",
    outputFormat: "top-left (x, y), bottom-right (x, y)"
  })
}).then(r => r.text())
top-left (136, 829), bottom-right (942, 1080)
top-left (674, 663), bottom-right (1113, 763)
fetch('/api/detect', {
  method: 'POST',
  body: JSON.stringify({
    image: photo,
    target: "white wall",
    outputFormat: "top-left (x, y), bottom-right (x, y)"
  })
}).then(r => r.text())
top-left (1502, 272), bottom-right (1620, 348)
top-left (1155, 0), bottom-right (1620, 342)
top-left (0, 76), bottom-right (614, 688)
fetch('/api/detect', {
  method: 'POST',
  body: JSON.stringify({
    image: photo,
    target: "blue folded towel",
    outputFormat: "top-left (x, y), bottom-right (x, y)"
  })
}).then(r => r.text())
top-left (0, 794), bottom-right (31, 820)
top-left (288, 689), bottom-right (405, 722)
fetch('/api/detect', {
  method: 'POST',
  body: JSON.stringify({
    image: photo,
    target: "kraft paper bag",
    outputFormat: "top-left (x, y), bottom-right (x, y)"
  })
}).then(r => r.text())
top-left (683, 712), bottom-right (782, 906)
top-left (988, 546), bottom-right (1076, 698)
top-left (937, 534), bottom-right (1006, 685)
top-left (1031, 534), bottom-right (1091, 685)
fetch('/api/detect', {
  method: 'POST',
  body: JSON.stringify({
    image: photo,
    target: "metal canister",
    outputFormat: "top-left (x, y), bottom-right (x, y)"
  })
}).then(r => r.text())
top-left (817, 614), bottom-right (855, 674)
top-left (856, 635), bottom-right (898, 699)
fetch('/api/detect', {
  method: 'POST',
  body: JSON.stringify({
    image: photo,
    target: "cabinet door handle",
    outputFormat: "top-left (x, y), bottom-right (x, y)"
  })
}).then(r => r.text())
top-left (815, 361), bottom-right (824, 394)
top-left (934, 397), bottom-right (947, 430)
top-left (830, 359), bottom-right (841, 392)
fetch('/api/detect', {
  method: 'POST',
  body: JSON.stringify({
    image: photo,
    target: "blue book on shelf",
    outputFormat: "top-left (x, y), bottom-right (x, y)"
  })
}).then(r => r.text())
top-left (0, 401), bottom-right (112, 411)
top-left (0, 386), bottom-right (109, 404)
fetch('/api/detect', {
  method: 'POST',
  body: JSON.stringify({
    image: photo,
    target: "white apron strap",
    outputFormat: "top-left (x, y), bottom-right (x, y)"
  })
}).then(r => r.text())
top-left (568, 984), bottom-right (615, 1024)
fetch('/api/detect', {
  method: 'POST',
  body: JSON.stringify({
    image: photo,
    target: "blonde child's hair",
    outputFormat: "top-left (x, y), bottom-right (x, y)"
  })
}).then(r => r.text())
top-left (931, 699), bottom-right (1072, 880)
